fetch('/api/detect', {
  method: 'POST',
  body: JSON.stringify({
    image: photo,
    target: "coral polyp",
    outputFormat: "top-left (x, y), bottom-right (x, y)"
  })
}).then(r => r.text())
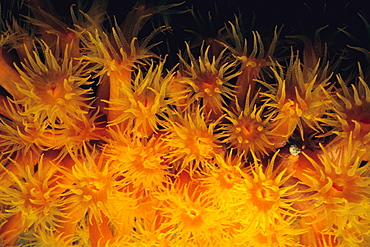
top-left (14, 42), bottom-right (94, 132)
top-left (259, 55), bottom-right (332, 147)
top-left (222, 87), bottom-right (275, 157)
top-left (177, 43), bottom-right (239, 115)
top-left (1, 0), bottom-right (370, 246)
top-left (162, 106), bottom-right (223, 175)
top-left (323, 70), bottom-right (370, 160)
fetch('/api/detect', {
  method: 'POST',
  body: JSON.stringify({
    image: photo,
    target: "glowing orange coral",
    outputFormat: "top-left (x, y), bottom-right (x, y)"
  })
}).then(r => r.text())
top-left (259, 55), bottom-right (332, 147)
top-left (1, 1), bottom-right (370, 246)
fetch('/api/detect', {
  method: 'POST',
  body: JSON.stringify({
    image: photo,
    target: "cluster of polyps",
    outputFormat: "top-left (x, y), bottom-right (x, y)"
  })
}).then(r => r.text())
top-left (0, 1), bottom-right (369, 246)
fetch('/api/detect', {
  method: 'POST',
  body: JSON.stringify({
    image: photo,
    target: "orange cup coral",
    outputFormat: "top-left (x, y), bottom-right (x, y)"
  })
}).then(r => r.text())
top-left (1, 1), bottom-right (370, 246)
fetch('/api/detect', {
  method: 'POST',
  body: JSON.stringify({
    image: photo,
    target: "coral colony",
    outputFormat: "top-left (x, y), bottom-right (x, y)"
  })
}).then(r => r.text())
top-left (1, 0), bottom-right (370, 246)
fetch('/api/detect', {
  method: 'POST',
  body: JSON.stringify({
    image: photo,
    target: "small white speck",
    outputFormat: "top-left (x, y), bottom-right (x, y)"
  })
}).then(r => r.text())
top-left (289, 144), bottom-right (301, 156)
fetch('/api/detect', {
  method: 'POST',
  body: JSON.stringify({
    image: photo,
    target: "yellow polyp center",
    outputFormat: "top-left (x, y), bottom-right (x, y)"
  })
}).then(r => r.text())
top-left (183, 207), bottom-right (203, 228)
top-left (221, 173), bottom-right (236, 189)
top-left (188, 208), bottom-right (198, 218)
top-left (89, 184), bottom-right (100, 192)
top-left (86, 182), bottom-right (103, 193)
top-left (281, 100), bottom-right (303, 117)
top-left (257, 187), bottom-right (271, 200)
top-left (44, 86), bottom-right (64, 104)
top-left (134, 92), bottom-right (156, 116)
top-left (250, 180), bottom-right (280, 211)
top-left (141, 150), bottom-right (164, 170)
top-left (212, 166), bottom-right (243, 191)
top-left (233, 120), bottom-right (261, 144)
top-left (38, 78), bottom-right (74, 106)
top-left (331, 183), bottom-right (343, 192)
top-left (189, 134), bottom-right (214, 159)
top-left (126, 142), bottom-right (167, 176)
top-left (74, 179), bottom-right (108, 204)
top-left (225, 173), bottom-right (234, 181)
top-left (200, 78), bottom-right (221, 97)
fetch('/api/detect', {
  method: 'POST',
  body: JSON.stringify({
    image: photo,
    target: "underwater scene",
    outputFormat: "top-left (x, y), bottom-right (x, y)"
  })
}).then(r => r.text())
top-left (1, 0), bottom-right (370, 246)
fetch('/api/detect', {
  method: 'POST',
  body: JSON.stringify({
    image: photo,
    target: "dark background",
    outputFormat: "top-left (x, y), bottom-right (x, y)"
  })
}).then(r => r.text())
top-left (1, 0), bottom-right (370, 71)
top-left (111, 0), bottom-right (370, 70)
